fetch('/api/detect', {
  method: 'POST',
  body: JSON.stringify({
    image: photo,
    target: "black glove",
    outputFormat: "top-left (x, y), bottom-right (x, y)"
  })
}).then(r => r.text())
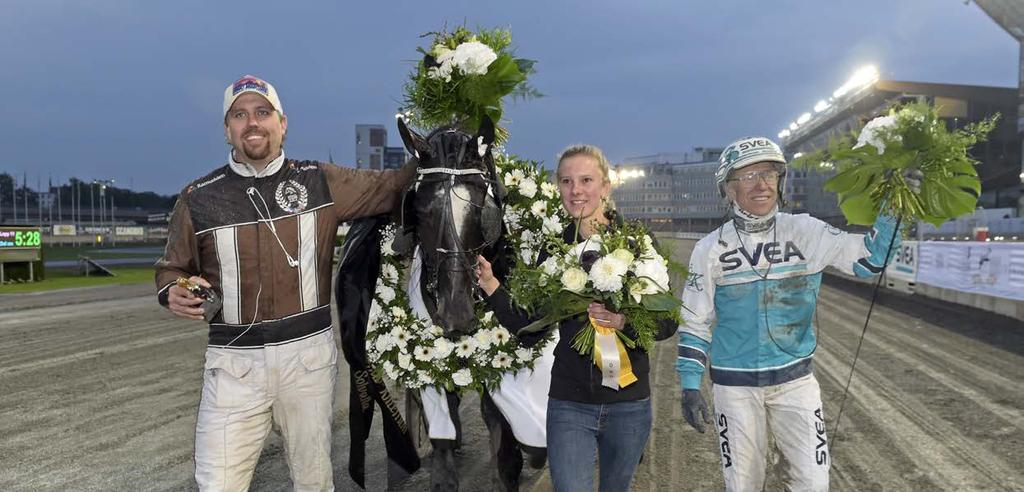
top-left (681, 389), bottom-right (712, 433)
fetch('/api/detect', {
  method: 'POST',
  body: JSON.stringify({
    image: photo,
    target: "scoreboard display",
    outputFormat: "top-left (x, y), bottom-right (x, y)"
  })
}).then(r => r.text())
top-left (0, 227), bottom-right (42, 262)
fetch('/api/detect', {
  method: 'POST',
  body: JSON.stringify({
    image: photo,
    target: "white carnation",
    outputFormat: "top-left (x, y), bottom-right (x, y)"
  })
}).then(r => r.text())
top-left (376, 284), bottom-right (396, 304)
top-left (518, 179), bottom-right (538, 198)
top-left (541, 182), bottom-right (558, 199)
top-left (515, 347), bottom-right (534, 361)
top-left (542, 215), bottom-right (562, 235)
top-left (452, 41), bottom-right (497, 75)
top-left (382, 361), bottom-right (399, 380)
top-left (452, 368), bottom-right (473, 386)
top-left (390, 306), bottom-right (406, 319)
top-left (374, 333), bottom-right (395, 353)
top-left (541, 256), bottom-right (560, 276)
top-left (417, 371), bottom-right (433, 386)
top-left (482, 311), bottom-right (494, 324)
top-left (398, 352), bottom-right (413, 370)
top-left (432, 337), bottom-right (454, 358)
top-left (474, 329), bottom-right (495, 350)
top-left (520, 247), bottom-right (537, 264)
top-left (561, 267), bottom-right (589, 294)
top-left (589, 256), bottom-right (628, 293)
top-left (429, 324), bottom-right (444, 337)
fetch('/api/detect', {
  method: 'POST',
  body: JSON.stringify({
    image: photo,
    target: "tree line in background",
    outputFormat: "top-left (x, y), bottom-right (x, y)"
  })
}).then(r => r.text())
top-left (0, 172), bottom-right (177, 214)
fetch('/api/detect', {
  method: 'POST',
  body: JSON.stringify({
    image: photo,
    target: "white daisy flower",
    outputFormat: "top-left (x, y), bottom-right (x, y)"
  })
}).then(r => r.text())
top-left (456, 337), bottom-right (478, 357)
top-left (492, 327), bottom-right (511, 346)
top-left (414, 345), bottom-right (435, 362)
top-left (491, 353), bottom-right (513, 369)
top-left (531, 201), bottom-right (547, 217)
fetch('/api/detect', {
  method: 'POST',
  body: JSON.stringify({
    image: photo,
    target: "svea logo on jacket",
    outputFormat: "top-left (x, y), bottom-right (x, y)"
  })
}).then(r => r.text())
top-left (719, 240), bottom-right (806, 271)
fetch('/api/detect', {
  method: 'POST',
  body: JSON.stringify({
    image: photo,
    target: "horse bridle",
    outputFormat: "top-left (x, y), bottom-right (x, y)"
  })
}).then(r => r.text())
top-left (415, 166), bottom-right (501, 299)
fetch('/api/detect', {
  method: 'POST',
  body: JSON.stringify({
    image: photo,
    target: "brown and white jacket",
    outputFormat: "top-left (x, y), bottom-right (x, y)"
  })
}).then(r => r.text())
top-left (156, 152), bottom-right (413, 348)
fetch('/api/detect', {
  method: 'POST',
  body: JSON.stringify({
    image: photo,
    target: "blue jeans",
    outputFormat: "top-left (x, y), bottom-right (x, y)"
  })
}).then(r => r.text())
top-left (546, 397), bottom-right (653, 492)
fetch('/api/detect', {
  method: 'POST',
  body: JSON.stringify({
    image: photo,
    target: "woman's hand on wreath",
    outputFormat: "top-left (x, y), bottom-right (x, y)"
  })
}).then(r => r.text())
top-left (588, 302), bottom-right (625, 330)
top-left (475, 255), bottom-right (500, 297)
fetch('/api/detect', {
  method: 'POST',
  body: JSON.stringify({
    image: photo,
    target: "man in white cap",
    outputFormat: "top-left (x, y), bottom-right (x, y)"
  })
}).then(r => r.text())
top-left (155, 75), bottom-right (414, 491)
top-left (675, 136), bottom-right (916, 491)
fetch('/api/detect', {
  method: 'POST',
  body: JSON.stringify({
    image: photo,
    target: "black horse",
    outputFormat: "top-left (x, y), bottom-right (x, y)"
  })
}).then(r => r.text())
top-left (394, 117), bottom-right (545, 491)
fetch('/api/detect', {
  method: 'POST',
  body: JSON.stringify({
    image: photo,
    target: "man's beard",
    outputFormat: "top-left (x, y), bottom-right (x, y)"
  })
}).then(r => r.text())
top-left (241, 136), bottom-right (272, 161)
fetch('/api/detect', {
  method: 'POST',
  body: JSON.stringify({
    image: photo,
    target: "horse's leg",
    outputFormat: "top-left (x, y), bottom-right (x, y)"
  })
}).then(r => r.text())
top-left (429, 439), bottom-right (459, 492)
top-left (428, 391), bottom-right (462, 492)
top-left (480, 391), bottom-right (523, 491)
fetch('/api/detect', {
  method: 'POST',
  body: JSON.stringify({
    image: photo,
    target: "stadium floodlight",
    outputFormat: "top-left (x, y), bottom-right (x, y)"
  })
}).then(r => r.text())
top-left (789, 122), bottom-right (799, 131)
top-left (796, 112), bottom-right (812, 125)
top-left (814, 100), bottom-right (830, 113)
top-left (833, 65), bottom-right (878, 99)
top-left (778, 129), bottom-right (791, 139)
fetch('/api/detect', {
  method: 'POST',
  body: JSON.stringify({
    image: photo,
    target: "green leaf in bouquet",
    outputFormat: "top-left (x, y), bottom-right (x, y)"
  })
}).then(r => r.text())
top-left (640, 291), bottom-right (683, 312)
top-left (922, 173), bottom-right (980, 226)
top-left (836, 189), bottom-right (879, 226)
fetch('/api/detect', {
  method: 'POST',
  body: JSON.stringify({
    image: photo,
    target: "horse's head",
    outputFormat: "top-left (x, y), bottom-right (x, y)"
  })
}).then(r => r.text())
top-left (397, 117), bottom-right (503, 337)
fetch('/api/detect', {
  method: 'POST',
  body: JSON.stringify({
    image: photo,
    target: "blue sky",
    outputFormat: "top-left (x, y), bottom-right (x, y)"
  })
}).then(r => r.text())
top-left (1, 0), bottom-right (1017, 195)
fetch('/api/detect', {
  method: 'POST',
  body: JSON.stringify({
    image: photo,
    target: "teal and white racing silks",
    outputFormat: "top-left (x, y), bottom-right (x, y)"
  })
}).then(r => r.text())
top-left (676, 212), bottom-right (899, 390)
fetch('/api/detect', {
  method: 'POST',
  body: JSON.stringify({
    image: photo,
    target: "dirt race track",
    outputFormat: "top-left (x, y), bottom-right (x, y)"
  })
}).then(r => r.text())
top-left (1, 239), bottom-right (1022, 491)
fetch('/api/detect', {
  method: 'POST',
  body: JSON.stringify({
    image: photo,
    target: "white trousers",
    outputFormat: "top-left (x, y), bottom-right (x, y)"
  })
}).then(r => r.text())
top-left (712, 374), bottom-right (830, 492)
top-left (195, 329), bottom-right (338, 492)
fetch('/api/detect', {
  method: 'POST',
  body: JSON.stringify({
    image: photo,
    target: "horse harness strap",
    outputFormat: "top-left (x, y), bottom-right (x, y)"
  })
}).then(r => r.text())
top-left (417, 167), bottom-right (487, 177)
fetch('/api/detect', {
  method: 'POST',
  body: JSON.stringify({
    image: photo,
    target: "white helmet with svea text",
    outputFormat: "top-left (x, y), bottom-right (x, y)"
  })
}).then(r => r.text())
top-left (715, 137), bottom-right (787, 198)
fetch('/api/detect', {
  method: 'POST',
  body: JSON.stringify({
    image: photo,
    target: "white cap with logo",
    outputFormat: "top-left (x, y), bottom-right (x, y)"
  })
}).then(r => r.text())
top-left (223, 75), bottom-right (284, 119)
top-left (715, 137), bottom-right (787, 197)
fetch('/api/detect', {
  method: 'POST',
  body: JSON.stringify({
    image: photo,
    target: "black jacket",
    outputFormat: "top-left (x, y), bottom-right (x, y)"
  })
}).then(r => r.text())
top-left (484, 216), bottom-right (676, 404)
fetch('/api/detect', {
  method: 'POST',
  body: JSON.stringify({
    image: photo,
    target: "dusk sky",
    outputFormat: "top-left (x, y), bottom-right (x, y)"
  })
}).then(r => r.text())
top-left (1, 0), bottom-right (1018, 195)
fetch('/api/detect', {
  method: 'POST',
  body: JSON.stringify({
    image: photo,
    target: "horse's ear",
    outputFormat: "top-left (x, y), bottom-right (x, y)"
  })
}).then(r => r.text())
top-left (475, 115), bottom-right (496, 157)
top-left (397, 117), bottom-right (429, 159)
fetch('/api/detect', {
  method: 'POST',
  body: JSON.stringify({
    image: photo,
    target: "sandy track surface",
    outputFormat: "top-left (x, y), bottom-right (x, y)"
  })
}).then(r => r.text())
top-left (1, 240), bottom-right (1021, 491)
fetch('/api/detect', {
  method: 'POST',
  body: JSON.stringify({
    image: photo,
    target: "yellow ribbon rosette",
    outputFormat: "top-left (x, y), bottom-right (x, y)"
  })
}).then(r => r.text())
top-left (589, 316), bottom-right (638, 389)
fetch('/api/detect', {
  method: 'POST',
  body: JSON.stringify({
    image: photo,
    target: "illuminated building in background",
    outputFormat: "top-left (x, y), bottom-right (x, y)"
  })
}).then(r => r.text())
top-left (611, 148), bottom-right (726, 232)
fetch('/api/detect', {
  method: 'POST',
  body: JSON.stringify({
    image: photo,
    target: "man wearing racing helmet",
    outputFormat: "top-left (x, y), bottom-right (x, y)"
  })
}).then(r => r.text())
top-left (675, 136), bottom-right (909, 491)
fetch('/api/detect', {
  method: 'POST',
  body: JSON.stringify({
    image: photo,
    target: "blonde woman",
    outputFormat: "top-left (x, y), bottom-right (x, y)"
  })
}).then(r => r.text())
top-left (477, 145), bottom-right (675, 492)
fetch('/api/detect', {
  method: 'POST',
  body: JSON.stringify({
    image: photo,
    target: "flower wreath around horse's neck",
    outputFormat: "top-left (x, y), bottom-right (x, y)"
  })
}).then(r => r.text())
top-left (365, 154), bottom-right (565, 393)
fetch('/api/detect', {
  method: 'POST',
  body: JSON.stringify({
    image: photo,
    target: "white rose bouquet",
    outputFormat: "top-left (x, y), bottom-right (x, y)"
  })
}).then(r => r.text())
top-left (506, 219), bottom-right (685, 362)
